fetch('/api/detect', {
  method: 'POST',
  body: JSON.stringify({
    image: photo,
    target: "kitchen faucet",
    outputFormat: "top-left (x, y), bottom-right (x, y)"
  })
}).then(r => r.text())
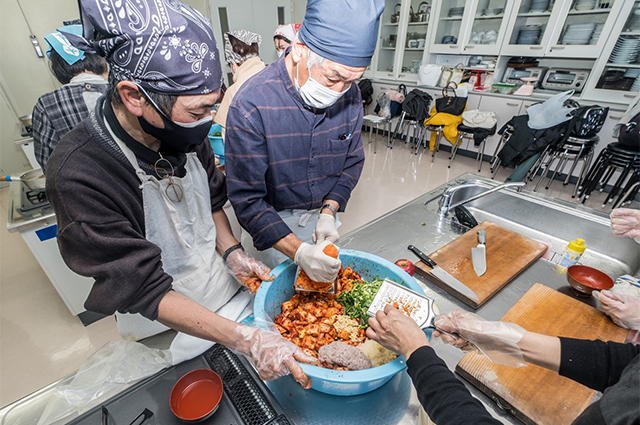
top-left (435, 181), bottom-right (526, 221)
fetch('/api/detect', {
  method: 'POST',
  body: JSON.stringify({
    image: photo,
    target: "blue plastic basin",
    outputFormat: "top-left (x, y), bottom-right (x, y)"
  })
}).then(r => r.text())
top-left (208, 124), bottom-right (224, 165)
top-left (253, 249), bottom-right (429, 396)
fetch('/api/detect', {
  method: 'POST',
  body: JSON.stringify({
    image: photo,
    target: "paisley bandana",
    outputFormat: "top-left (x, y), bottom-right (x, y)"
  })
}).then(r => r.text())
top-left (223, 30), bottom-right (262, 65)
top-left (66, 0), bottom-right (223, 95)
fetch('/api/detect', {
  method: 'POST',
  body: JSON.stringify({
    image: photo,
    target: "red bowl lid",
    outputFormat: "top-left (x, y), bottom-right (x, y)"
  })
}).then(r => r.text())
top-left (170, 369), bottom-right (223, 421)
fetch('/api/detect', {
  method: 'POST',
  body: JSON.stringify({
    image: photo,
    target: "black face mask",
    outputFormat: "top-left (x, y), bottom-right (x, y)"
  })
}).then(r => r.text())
top-left (137, 91), bottom-right (212, 154)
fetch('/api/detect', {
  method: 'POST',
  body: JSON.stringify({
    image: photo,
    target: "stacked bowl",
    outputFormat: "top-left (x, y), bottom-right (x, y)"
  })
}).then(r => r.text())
top-left (448, 7), bottom-right (464, 17)
top-left (590, 23), bottom-right (604, 45)
top-left (517, 25), bottom-right (542, 44)
top-left (560, 23), bottom-right (596, 45)
top-left (529, 0), bottom-right (549, 13)
top-left (574, 0), bottom-right (596, 11)
top-left (609, 37), bottom-right (640, 64)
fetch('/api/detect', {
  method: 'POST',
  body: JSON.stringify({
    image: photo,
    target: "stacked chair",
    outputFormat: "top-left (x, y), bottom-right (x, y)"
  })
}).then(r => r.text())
top-left (578, 142), bottom-right (640, 207)
top-left (527, 105), bottom-right (608, 196)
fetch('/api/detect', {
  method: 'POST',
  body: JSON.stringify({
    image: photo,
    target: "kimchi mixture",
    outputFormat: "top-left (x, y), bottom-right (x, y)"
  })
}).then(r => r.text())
top-left (274, 266), bottom-right (398, 370)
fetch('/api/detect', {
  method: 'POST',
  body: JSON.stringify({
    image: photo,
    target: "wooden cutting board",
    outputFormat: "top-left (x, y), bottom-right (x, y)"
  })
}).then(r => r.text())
top-left (456, 283), bottom-right (629, 425)
top-left (414, 221), bottom-right (547, 308)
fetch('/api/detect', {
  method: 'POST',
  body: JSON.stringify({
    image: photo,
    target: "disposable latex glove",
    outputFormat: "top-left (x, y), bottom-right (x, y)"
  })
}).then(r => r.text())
top-left (611, 208), bottom-right (640, 243)
top-left (434, 310), bottom-right (527, 367)
top-left (294, 240), bottom-right (341, 282)
top-left (312, 214), bottom-right (339, 243)
top-left (226, 249), bottom-right (274, 293)
top-left (594, 290), bottom-right (640, 331)
top-left (233, 325), bottom-right (319, 388)
top-left (366, 304), bottom-right (430, 359)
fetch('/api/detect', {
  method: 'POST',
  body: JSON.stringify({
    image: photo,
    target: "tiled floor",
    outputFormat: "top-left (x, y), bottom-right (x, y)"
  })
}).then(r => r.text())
top-left (0, 137), bottom-right (625, 407)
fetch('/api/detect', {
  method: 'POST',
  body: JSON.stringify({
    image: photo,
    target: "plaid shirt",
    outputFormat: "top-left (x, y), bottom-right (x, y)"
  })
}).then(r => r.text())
top-left (225, 54), bottom-right (364, 251)
top-left (32, 74), bottom-right (107, 173)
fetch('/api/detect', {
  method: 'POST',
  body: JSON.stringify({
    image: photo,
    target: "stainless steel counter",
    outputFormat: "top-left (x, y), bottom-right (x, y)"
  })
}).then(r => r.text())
top-left (2, 172), bottom-right (617, 424)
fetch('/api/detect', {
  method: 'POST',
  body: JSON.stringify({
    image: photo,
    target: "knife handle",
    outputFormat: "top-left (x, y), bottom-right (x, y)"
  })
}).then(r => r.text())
top-left (477, 229), bottom-right (486, 244)
top-left (408, 245), bottom-right (437, 268)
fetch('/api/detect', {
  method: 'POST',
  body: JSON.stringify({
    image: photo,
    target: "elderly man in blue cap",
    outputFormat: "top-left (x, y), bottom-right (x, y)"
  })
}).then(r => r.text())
top-left (225, 0), bottom-right (385, 282)
top-left (46, 0), bottom-right (316, 387)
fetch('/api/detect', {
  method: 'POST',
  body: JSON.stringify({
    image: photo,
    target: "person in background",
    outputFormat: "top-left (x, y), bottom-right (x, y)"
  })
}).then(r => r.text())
top-left (367, 306), bottom-right (640, 425)
top-left (46, 0), bottom-right (316, 387)
top-left (273, 23), bottom-right (301, 57)
top-left (32, 24), bottom-right (108, 174)
top-left (225, 0), bottom-right (384, 284)
top-left (214, 30), bottom-right (266, 130)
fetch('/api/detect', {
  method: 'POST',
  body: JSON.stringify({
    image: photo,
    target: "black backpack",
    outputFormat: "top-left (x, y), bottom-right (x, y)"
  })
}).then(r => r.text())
top-left (569, 105), bottom-right (609, 138)
top-left (358, 79), bottom-right (374, 106)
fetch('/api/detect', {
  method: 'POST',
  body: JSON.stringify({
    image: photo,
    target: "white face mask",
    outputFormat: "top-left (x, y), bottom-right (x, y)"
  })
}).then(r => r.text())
top-left (295, 63), bottom-right (349, 109)
top-left (277, 50), bottom-right (285, 58)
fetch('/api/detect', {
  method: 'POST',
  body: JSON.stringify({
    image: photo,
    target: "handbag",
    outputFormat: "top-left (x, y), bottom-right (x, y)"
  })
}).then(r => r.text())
top-left (417, 64), bottom-right (442, 87)
top-left (435, 82), bottom-right (467, 116)
top-left (437, 63), bottom-right (464, 88)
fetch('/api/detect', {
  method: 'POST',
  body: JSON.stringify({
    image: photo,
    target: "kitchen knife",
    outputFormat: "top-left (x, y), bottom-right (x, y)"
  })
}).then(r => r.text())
top-left (471, 229), bottom-right (487, 277)
top-left (408, 245), bottom-right (479, 301)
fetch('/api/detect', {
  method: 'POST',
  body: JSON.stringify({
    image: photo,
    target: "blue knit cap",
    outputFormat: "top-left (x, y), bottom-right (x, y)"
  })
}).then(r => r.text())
top-left (297, 0), bottom-right (385, 67)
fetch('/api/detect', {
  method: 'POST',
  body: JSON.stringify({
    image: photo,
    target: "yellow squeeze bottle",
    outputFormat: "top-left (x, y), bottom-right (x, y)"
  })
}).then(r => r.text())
top-left (557, 238), bottom-right (586, 271)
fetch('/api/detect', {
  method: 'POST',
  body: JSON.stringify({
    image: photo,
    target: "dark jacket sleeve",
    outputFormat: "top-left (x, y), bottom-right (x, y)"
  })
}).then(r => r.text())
top-left (406, 346), bottom-right (501, 425)
top-left (558, 337), bottom-right (640, 392)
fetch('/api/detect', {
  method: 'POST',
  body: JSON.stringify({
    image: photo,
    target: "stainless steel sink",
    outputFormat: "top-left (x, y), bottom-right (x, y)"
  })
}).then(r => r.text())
top-left (427, 175), bottom-right (639, 279)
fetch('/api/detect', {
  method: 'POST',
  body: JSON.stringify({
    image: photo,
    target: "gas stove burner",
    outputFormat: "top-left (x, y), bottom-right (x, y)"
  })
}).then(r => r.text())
top-left (20, 188), bottom-right (50, 213)
top-left (26, 190), bottom-right (47, 204)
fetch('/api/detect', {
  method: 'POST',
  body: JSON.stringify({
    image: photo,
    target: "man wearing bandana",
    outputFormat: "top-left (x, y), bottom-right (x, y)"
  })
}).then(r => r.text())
top-left (225, 0), bottom-right (385, 283)
top-left (45, 0), bottom-right (316, 387)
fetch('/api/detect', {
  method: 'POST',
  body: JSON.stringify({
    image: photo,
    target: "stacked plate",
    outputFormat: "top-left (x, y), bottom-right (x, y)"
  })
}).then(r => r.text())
top-left (609, 37), bottom-right (640, 64)
top-left (574, 0), bottom-right (596, 11)
top-left (448, 7), bottom-right (464, 17)
top-left (529, 0), bottom-right (549, 13)
top-left (631, 75), bottom-right (640, 92)
top-left (560, 23), bottom-right (596, 45)
top-left (516, 25), bottom-right (542, 44)
top-left (595, 69), bottom-right (634, 91)
top-left (589, 23), bottom-right (604, 45)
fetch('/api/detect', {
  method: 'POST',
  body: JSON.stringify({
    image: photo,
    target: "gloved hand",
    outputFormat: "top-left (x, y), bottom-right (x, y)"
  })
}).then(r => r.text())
top-left (434, 310), bottom-right (527, 367)
top-left (594, 290), bottom-right (640, 331)
top-left (294, 240), bottom-right (341, 282)
top-left (226, 249), bottom-right (274, 293)
top-left (611, 208), bottom-right (640, 243)
top-left (233, 325), bottom-right (319, 388)
top-left (312, 214), bottom-right (339, 243)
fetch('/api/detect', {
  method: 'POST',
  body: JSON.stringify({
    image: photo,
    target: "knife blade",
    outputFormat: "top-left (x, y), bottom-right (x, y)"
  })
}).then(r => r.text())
top-left (471, 229), bottom-right (487, 277)
top-left (408, 245), bottom-right (479, 301)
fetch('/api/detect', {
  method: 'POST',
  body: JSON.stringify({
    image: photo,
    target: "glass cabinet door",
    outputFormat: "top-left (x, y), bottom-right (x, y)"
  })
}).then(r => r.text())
top-left (376, 0), bottom-right (405, 79)
top-left (462, 0), bottom-right (513, 55)
top-left (500, 0), bottom-right (563, 56)
top-left (583, 1), bottom-right (640, 103)
top-left (430, 0), bottom-right (469, 53)
top-left (398, 0), bottom-right (431, 80)
top-left (546, 0), bottom-right (624, 58)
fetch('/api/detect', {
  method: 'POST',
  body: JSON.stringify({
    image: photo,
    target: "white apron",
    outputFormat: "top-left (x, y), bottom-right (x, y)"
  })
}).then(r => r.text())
top-left (111, 136), bottom-right (251, 365)
top-left (242, 209), bottom-right (341, 269)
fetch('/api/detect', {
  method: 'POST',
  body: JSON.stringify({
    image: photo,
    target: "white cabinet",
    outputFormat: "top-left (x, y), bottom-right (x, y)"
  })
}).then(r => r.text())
top-left (428, 0), bottom-right (516, 56)
top-left (545, 0), bottom-right (625, 58)
top-left (500, 0), bottom-right (565, 56)
top-left (373, 0), bottom-right (432, 82)
top-left (582, 1), bottom-right (640, 104)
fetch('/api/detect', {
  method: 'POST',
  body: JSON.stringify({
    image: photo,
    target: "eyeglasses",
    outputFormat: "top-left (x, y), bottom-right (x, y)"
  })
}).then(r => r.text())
top-left (153, 155), bottom-right (184, 203)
